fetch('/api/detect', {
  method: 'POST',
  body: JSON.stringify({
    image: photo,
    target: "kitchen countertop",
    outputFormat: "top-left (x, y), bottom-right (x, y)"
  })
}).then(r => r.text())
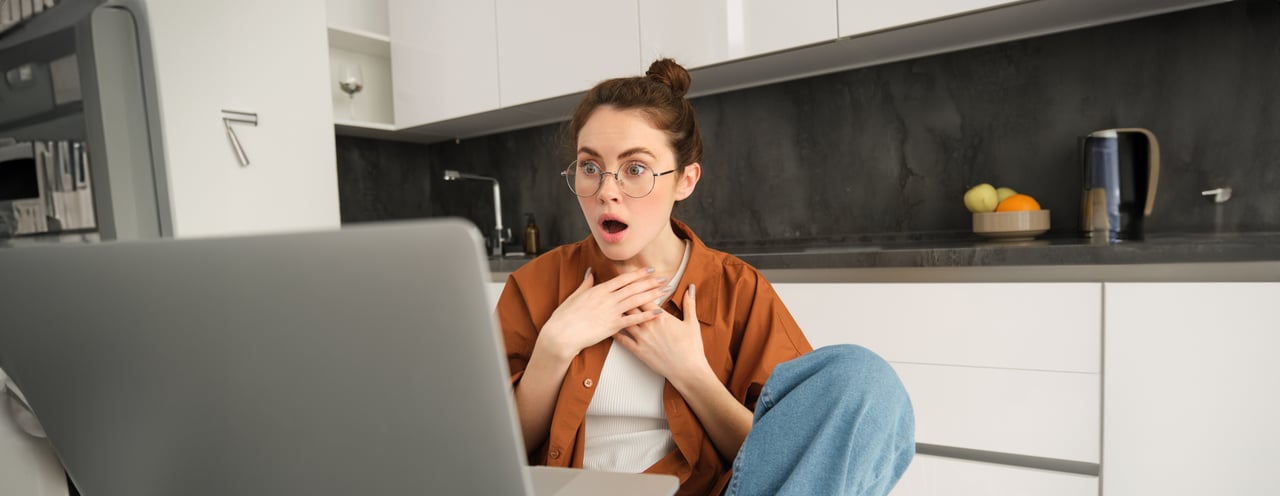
top-left (490, 231), bottom-right (1280, 283)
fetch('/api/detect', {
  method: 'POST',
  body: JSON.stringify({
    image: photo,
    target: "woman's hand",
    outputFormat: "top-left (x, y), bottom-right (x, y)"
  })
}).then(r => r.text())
top-left (614, 284), bottom-right (712, 387)
top-left (536, 267), bottom-right (668, 361)
top-left (615, 284), bottom-right (754, 461)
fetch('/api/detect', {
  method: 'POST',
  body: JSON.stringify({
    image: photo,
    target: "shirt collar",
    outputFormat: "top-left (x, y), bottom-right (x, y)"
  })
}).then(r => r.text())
top-left (580, 218), bottom-right (718, 326)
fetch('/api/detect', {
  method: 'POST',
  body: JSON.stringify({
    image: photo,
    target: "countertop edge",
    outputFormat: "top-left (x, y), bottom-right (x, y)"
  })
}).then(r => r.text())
top-left (491, 261), bottom-right (1280, 284)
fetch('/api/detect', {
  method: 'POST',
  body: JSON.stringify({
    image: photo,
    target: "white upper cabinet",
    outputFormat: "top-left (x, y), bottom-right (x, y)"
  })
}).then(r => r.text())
top-left (327, 0), bottom-right (389, 36)
top-left (639, 0), bottom-right (837, 70)
top-left (496, 0), bottom-right (641, 108)
top-left (375, 0), bottom-right (1225, 140)
top-left (389, 0), bottom-right (500, 127)
top-left (144, 0), bottom-right (340, 238)
top-left (838, 0), bottom-right (1024, 37)
top-left (327, 0), bottom-right (394, 129)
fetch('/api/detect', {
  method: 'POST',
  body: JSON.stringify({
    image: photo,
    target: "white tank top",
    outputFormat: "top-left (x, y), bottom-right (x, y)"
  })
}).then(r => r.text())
top-left (583, 239), bottom-right (691, 473)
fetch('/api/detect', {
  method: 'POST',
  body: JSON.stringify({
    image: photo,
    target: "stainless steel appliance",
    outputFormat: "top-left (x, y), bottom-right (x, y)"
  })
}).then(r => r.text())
top-left (0, 0), bottom-right (169, 242)
top-left (1080, 128), bottom-right (1160, 240)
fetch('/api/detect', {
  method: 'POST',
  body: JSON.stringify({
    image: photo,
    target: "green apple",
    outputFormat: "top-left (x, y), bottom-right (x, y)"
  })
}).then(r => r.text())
top-left (996, 187), bottom-right (1018, 204)
top-left (963, 183), bottom-right (998, 213)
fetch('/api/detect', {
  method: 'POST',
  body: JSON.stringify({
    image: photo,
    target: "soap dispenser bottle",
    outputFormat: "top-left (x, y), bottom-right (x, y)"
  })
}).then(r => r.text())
top-left (523, 213), bottom-right (540, 255)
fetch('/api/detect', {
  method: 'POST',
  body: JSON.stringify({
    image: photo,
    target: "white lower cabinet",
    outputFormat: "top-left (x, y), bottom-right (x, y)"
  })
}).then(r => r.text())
top-left (774, 282), bottom-right (1101, 492)
top-left (893, 455), bottom-right (1098, 496)
top-left (1103, 283), bottom-right (1280, 496)
top-left (894, 363), bottom-right (1098, 462)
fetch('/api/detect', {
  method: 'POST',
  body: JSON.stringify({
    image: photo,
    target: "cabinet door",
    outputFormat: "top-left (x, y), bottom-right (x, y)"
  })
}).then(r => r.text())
top-left (1104, 283), bottom-right (1280, 495)
top-left (389, 0), bottom-right (500, 126)
top-left (638, 0), bottom-right (836, 70)
top-left (892, 455), bottom-right (1097, 496)
top-left (496, 0), bottom-right (641, 108)
top-left (774, 283), bottom-right (1102, 462)
top-left (838, 0), bottom-right (1023, 37)
top-left (327, 0), bottom-right (389, 36)
top-left (144, 0), bottom-right (340, 238)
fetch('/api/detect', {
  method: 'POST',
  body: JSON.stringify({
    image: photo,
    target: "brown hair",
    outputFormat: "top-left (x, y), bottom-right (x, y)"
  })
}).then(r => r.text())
top-left (567, 59), bottom-right (703, 172)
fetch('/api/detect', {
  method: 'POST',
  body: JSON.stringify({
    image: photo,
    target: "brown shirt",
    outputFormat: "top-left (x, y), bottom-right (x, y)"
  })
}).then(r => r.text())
top-left (497, 219), bottom-right (813, 496)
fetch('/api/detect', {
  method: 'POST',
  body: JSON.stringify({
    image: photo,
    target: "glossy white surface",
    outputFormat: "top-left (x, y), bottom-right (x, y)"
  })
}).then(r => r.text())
top-left (389, 0), bottom-right (500, 126)
top-left (1103, 283), bottom-right (1280, 495)
top-left (775, 283), bottom-right (1101, 373)
top-left (495, 0), bottom-right (641, 107)
top-left (326, 0), bottom-right (389, 37)
top-left (380, 0), bottom-right (1223, 140)
top-left (892, 455), bottom-right (1097, 496)
top-left (777, 282), bottom-right (1101, 462)
top-left (896, 363), bottom-right (1100, 462)
top-left (638, 0), bottom-right (836, 69)
top-left (838, 0), bottom-right (1023, 37)
top-left (145, 0), bottom-right (340, 238)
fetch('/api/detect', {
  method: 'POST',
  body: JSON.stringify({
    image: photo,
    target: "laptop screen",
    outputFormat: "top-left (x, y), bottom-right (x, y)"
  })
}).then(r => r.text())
top-left (0, 219), bottom-right (536, 495)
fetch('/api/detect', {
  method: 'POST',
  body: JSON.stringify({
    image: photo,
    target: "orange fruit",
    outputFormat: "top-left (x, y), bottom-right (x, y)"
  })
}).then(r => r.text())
top-left (995, 193), bottom-right (1041, 212)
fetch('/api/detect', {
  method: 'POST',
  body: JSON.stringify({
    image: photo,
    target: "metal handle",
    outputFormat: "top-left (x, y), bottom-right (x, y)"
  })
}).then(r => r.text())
top-left (1110, 128), bottom-right (1160, 216)
top-left (222, 110), bottom-right (258, 167)
top-left (1201, 187), bottom-right (1232, 203)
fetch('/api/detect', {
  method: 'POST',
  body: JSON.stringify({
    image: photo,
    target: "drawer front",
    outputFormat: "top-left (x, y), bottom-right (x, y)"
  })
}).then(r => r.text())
top-left (897, 363), bottom-right (1100, 462)
top-left (892, 454), bottom-right (1098, 496)
top-left (775, 283), bottom-right (1101, 373)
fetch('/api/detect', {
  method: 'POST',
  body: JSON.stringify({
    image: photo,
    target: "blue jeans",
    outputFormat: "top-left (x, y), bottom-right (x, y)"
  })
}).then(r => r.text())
top-left (725, 345), bottom-right (915, 496)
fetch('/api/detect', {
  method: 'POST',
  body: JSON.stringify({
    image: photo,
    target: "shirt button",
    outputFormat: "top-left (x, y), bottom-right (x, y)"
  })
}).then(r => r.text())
top-left (583, 378), bottom-right (594, 388)
top-left (549, 449), bottom-right (562, 459)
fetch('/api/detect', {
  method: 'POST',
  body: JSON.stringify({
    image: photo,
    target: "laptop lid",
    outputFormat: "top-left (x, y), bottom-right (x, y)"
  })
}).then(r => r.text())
top-left (0, 219), bottom-right (536, 495)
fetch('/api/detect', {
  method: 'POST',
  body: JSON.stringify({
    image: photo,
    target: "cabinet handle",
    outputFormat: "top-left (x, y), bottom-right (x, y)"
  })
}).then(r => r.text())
top-left (222, 110), bottom-right (258, 167)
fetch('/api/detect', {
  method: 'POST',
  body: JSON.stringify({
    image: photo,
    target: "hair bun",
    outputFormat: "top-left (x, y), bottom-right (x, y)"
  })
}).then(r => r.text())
top-left (645, 58), bottom-right (691, 97)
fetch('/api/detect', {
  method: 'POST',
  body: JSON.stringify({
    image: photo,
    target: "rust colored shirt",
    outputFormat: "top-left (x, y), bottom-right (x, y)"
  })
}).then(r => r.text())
top-left (496, 219), bottom-right (813, 496)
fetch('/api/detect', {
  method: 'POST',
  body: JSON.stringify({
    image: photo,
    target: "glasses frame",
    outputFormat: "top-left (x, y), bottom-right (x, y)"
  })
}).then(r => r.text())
top-left (560, 160), bottom-right (678, 198)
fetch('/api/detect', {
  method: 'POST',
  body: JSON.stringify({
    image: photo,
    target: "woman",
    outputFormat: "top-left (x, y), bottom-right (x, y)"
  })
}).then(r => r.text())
top-left (496, 59), bottom-right (914, 496)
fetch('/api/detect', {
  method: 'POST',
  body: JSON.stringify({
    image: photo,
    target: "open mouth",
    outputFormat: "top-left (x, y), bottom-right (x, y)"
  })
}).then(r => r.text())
top-left (602, 219), bottom-right (628, 234)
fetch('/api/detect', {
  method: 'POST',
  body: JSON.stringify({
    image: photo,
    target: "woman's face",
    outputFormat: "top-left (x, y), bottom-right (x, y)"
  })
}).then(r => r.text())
top-left (574, 106), bottom-right (699, 262)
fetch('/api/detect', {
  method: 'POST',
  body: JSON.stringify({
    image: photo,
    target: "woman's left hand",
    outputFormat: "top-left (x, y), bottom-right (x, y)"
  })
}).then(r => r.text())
top-left (613, 284), bottom-right (711, 387)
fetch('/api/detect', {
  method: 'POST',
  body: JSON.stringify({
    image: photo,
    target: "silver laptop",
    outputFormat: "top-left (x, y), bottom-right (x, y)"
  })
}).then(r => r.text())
top-left (0, 219), bottom-right (677, 496)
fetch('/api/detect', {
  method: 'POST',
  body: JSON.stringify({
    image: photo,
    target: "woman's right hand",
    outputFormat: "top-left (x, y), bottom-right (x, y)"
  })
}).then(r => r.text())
top-left (536, 267), bottom-right (668, 361)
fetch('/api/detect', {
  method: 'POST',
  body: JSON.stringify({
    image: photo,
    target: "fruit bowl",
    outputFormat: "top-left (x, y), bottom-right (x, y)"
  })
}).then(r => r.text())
top-left (973, 209), bottom-right (1050, 241)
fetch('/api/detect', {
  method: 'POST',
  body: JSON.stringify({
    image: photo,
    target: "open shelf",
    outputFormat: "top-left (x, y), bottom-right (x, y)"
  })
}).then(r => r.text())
top-left (327, 25), bottom-right (395, 131)
top-left (327, 26), bottom-right (390, 57)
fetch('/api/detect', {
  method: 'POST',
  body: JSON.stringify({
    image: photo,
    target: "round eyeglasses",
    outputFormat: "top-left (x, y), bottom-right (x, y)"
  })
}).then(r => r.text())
top-left (561, 160), bottom-right (677, 198)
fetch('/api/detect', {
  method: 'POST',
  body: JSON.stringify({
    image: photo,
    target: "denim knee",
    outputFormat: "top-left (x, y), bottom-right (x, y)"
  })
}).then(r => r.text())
top-left (811, 344), bottom-right (891, 381)
top-left (808, 344), bottom-right (911, 411)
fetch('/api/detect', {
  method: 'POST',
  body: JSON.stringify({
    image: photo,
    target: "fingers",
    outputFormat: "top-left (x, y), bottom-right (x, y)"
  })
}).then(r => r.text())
top-left (682, 284), bottom-right (696, 323)
top-left (619, 307), bottom-right (663, 328)
top-left (595, 266), bottom-right (659, 292)
top-left (618, 286), bottom-right (668, 313)
top-left (589, 267), bottom-right (665, 307)
top-left (613, 330), bottom-right (638, 353)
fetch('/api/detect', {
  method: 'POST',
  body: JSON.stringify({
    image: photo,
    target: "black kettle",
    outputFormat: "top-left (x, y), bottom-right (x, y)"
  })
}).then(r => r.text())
top-left (1080, 128), bottom-right (1161, 240)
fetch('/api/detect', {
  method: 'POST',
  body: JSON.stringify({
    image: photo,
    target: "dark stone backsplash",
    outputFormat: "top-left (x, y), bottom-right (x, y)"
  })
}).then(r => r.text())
top-left (336, 0), bottom-right (1280, 252)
